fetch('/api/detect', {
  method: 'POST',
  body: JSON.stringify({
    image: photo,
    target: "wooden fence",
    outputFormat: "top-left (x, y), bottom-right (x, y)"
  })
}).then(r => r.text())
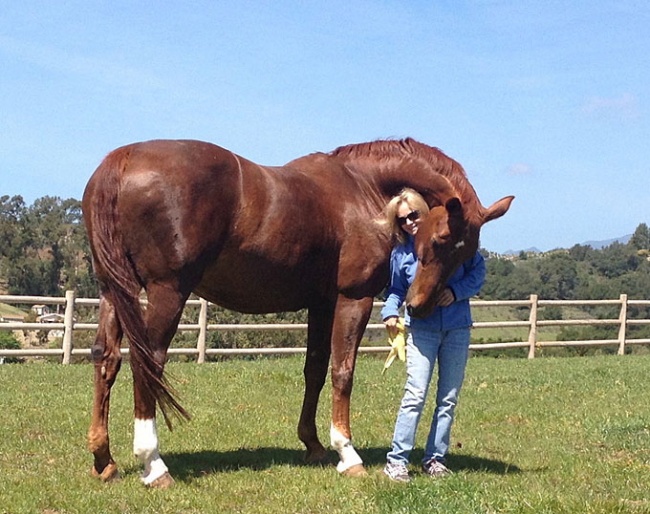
top-left (1, 292), bottom-right (649, 363)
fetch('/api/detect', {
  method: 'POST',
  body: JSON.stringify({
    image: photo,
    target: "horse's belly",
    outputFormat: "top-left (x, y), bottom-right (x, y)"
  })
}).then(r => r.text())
top-left (193, 258), bottom-right (315, 314)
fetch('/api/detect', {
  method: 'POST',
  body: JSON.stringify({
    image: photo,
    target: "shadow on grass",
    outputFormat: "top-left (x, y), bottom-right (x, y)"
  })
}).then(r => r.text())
top-left (447, 453), bottom-right (523, 474)
top-left (362, 447), bottom-right (522, 475)
top-left (164, 447), bottom-right (322, 479)
top-left (138, 446), bottom-right (521, 481)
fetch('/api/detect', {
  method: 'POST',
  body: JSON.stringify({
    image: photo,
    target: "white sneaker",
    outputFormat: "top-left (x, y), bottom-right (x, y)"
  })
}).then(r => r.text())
top-left (383, 461), bottom-right (411, 483)
top-left (422, 458), bottom-right (452, 477)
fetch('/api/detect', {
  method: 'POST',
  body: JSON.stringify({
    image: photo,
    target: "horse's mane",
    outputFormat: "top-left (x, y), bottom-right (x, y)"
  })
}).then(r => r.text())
top-left (330, 138), bottom-right (475, 198)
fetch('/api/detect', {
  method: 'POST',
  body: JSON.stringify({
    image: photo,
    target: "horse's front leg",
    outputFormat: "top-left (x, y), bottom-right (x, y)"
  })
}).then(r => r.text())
top-left (88, 295), bottom-right (122, 481)
top-left (329, 295), bottom-right (374, 476)
top-left (132, 283), bottom-right (188, 488)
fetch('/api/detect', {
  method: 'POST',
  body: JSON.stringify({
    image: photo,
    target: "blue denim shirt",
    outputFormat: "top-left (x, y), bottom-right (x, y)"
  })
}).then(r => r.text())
top-left (380, 237), bottom-right (486, 331)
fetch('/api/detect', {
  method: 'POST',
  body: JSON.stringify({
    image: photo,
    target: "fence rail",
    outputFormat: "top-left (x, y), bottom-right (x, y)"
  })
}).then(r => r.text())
top-left (1, 292), bottom-right (649, 363)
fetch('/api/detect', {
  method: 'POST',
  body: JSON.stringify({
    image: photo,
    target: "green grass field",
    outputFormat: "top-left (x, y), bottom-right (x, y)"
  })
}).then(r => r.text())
top-left (1, 354), bottom-right (649, 513)
top-left (0, 302), bottom-right (27, 320)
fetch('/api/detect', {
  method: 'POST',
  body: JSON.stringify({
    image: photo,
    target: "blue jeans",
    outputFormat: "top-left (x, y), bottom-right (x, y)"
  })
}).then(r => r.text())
top-left (387, 327), bottom-right (470, 465)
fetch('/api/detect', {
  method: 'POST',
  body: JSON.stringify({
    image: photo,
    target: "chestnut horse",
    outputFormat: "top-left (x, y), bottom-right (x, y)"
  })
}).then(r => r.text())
top-left (82, 138), bottom-right (513, 487)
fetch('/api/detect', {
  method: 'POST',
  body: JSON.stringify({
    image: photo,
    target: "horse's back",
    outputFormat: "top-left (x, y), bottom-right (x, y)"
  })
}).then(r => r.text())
top-left (83, 140), bottom-right (245, 285)
top-left (84, 140), bottom-right (244, 206)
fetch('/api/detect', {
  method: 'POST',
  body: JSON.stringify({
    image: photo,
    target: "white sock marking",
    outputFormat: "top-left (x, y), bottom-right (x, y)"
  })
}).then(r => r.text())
top-left (330, 424), bottom-right (363, 473)
top-left (133, 418), bottom-right (169, 484)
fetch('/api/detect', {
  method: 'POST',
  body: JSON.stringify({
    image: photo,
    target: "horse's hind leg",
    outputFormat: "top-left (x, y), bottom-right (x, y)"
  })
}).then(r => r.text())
top-left (132, 282), bottom-right (189, 488)
top-left (88, 294), bottom-right (123, 481)
top-left (298, 305), bottom-right (333, 464)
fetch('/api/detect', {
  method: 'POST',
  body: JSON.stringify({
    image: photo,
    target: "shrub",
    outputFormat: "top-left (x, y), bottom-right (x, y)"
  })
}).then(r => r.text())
top-left (0, 332), bottom-right (23, 363)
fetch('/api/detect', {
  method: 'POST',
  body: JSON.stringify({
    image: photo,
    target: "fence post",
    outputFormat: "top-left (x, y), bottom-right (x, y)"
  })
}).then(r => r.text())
top-left (62, 290), bottom-right (76, 364)
top-left (527, 294), bottom-right (538, 359)
top-left (197, 298), bottom-right (208, 363)
top-left (617, 293), bottom-right (628, 356)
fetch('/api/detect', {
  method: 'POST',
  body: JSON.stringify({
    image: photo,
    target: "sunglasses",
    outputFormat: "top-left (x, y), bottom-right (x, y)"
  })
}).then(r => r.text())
top-left (397, 210), bottom-right (421, 225)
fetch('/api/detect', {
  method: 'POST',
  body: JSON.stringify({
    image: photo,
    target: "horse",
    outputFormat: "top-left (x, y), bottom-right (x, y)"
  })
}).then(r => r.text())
top-left (82, 137), bottom-right (513, 487)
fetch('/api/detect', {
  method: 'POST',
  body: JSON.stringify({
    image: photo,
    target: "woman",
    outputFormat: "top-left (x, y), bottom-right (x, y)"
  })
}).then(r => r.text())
top-left (381, 188), bottom-right (486, 482)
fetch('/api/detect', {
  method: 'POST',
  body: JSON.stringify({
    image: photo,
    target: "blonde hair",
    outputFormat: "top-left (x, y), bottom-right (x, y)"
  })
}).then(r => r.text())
top-left (382, 188), bottom-right (429, 245)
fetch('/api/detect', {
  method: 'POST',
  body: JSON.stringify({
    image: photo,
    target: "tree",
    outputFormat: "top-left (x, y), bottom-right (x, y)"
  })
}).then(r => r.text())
top-left (483, 258), bottom-right (541, 300)
top-left (536, 253), bottom-right (578, 300)
top-left (0, 332), bottom-right (22, 363)
top-left (629, 223), bottom-right (650, 251)
top-left (1, 196), bottom-right (95, 296)
top-left (568, 244), bottom-right (592, 262)
top-left (590, 242), bottom-right (640, 279)
top-left (0, 196), bottom-right (28, 285)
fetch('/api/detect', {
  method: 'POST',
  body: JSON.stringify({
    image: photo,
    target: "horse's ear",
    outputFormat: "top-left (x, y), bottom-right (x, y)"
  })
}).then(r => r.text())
top-left (445, 197), bottom-right (463, 217)
top-left (482, 196), bottom-right (515, 224)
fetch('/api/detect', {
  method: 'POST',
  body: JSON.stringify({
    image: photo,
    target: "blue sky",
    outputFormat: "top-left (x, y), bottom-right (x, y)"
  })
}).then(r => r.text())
top-left (1, 1), bottom-right (647, 253)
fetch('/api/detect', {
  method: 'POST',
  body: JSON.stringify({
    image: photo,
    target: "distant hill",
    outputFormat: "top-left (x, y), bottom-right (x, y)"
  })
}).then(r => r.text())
top-left (502, 234), bottom-right (632, 256)
top-left (582, 234), bottom-right (632, 249)
top-left (501, 247), bottom-right (540, 255)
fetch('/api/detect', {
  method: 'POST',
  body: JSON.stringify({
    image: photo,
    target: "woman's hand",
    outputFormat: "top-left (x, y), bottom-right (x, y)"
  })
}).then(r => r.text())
top-left (383, 316), bottom-right (400, 338)
top-left (437, 287), bottom-right (456, 307)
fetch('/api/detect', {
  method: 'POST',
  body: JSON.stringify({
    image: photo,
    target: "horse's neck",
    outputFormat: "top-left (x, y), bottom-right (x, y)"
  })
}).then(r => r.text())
top-left (346, 155), bottom-right (474, 208)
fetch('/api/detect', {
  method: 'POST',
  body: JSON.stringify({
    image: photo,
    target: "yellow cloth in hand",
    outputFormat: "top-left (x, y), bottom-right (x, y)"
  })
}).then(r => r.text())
top-left (382, 317), bottom-right (406, 374)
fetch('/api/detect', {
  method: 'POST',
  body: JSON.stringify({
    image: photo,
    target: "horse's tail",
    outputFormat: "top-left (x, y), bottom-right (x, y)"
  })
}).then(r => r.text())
top-left (83, 148), bottom-right (190, 429)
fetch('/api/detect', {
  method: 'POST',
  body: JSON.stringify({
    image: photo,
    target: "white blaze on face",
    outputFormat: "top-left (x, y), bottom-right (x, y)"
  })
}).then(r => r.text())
top-left (330, 424), bottom-right (363, 473)
top-left (133, 418), bottom-right (168, 485)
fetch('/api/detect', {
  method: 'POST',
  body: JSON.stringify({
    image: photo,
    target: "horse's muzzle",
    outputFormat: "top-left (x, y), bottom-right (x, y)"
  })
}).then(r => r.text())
top-left (406, 303), bottom-right (430, 319)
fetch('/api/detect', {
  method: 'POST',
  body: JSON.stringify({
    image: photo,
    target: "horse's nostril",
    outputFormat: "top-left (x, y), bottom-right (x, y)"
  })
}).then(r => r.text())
top-left (406, 305), bottom-right (414, 317)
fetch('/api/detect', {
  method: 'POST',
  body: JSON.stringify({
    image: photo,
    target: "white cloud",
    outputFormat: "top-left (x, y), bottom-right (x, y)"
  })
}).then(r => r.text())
top-left (506, 163), bottom-right (532, 175)
top-left (0, 34), bottom-right (167, 95)
top-left (581, 93), bottom-right (640, 120)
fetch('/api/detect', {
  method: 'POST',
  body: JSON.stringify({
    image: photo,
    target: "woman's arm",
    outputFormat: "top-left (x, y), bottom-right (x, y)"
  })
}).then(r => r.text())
top-left (380, 250), bottom-right (409, 320)
top-left (448, 252), bottom-right (486, 301)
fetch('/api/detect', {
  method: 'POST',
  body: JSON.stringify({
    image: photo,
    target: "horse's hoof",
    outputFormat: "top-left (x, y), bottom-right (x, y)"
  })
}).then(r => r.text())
top-left (148, 472), bottom-right (175, 489)
top-left (305, 446), bottom-right (329, 465)
top-left (91, 463), bottom-right (120, 482)
top-left (342, 464), bottom-right (368, 477)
